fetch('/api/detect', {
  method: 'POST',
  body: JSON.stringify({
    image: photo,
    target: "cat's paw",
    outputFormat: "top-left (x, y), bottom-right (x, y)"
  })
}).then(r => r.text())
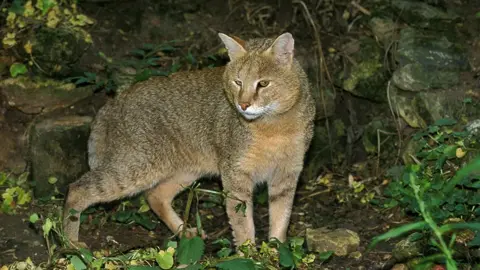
top-left (181, 227), bottom-right (207, 240)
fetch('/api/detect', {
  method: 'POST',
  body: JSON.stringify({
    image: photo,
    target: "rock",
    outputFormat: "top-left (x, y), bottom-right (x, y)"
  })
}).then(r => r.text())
top-left (306, 227), bottom-right (360, 256)
top-left (466, 119), bottom-right (480, 137)
top-left (389, 85), bottom-right (426, 128)
top-left (338, 38), bottom-right (389, 102)
top-left (392, 63), bottom-right (459, 91)
top-left (110, 66), bottom-right (137, 93)
top-left (392, 238), bottom-right (422, 262)
top-left (362, 118), bottom-right (388, 154)
top-left (29, 116), bottom-right (92, 198)
top-left (396, 28), bottom-right (469, 72)
top-left (391, 0), bottom-right (458, 21)
top-left (20, 26), bottom-right (91, 76)
top-left (391, 264), bottom-right (409, 270)
top-left (389, 84), bottom-right (480, 128)
top-left (369, 17), bottom-right (397, 45)
top-left (0, 77), bottom-right (94, 114)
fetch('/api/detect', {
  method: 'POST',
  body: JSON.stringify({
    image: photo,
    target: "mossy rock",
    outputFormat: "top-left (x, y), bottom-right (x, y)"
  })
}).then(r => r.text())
top-left (0, 76), bottom-right (94, 114)
top-left (338, 37), bottom-right (390, 102)
top-left (21, 26), bottom-right (90, 76)
top-left (29, 116), bottom-right (92, 198)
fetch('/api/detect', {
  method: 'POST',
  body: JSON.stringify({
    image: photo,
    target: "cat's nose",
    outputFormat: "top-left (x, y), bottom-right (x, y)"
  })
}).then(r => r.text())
top-left (239, 102), bottom-right (251, 111)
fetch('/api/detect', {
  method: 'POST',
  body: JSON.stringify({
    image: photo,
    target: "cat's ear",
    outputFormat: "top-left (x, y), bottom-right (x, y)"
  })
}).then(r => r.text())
top-left (218, 33), bottom-right (247, 61)
top-left (266, 32), bottom-right (294, 66)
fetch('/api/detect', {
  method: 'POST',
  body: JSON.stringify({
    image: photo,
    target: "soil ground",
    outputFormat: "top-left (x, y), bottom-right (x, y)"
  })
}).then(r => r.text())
top-left (1, 0), bottom-right (479, 269)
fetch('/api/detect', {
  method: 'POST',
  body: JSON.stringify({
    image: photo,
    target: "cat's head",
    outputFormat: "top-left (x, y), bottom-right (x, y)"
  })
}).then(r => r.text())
top-left (219, 32), bottom-right (305, 121)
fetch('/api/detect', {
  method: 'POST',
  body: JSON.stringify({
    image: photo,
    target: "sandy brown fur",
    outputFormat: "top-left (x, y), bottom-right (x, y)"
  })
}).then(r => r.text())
top-left (63, 32), bottom-right (315, 249)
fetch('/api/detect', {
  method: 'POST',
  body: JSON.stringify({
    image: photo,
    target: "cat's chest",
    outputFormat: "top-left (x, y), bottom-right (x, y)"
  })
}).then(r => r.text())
top-left (238, 127), bottom-right (305, 181)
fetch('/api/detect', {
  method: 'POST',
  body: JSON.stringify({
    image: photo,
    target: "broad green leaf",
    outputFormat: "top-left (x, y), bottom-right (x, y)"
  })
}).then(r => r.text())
top-left (29, 213), bottom-right (40, 224)
top-left (318, 251), bottom-right (334, 261)
top-left (278, 243), bottom-right (294, 268)
top-left (368, 221), bottom-right (428, 250)
top-left (9, 63), bottom-right (27, 77)
top-left (79, 248), bottom-right (94, 263)
top-left (178, 264), bottom-right (202, 270)
top-left (433, 118), bottom-right (457, 126)
top-left (467, 233), bottom-right (480, 247)
top-left (8, 0), bottom-right (25, 14)
top-left (443, 156), bottom-right (480, 193)
top-left (155, 250), bottom-right (174, 269)
top-left (216, 258), bottom-right (256, 270)
top-left (68, 254), bottom-right (87, 270)
top-left (113, 210), bottom-right (133, 223)
top-left (176, 236), bottom-right (205, 265)
top-left (216, 247), bottom-right (232, 258)
top-left (132, 213), bottom-right (156, 230)
top-left (127, 266), bottom-right (161, 270)
top-left (166, 241), bottom-right (177, 249)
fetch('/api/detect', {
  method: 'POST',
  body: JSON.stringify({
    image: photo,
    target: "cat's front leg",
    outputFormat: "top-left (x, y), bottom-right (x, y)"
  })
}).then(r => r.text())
top-left (268, 171), bottom-right (300, 243)
top-left (222, 173), bottom-right (255, 248)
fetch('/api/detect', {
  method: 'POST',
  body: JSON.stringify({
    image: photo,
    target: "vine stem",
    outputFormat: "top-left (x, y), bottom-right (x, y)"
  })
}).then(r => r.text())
top-left (409, 170), bottom-right (457, 270)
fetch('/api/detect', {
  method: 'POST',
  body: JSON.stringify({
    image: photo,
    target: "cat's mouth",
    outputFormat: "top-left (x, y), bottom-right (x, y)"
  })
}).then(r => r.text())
top-left (241, 111), bottom-right (263, 120)
top-left (237, 105), bottom-right (265, 120)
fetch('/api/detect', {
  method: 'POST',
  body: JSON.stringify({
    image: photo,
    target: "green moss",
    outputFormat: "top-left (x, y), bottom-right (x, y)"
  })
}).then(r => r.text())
top-left (0, 77), bottom-right (75, 90)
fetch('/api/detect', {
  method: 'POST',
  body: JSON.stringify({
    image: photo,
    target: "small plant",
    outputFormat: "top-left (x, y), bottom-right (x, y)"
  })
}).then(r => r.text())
top-left (0, 172), bottom-right (32, 214)
top-left (2, 0), bottom-right (94, 75)
top-left (382, 118), bottom-right (479, 221)
top-left (369, 115), bottom-right (480, 269)
top-left (369, 157), bottom-right (480, 269)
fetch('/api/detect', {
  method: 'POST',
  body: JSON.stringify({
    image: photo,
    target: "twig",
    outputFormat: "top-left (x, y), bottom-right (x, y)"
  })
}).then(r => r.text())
top-left (376, 129), bottom-right (396, 175)
top-left (386, 81), bottom-right (403, 166)
top-left (350, 1), bottom-right (371, 16)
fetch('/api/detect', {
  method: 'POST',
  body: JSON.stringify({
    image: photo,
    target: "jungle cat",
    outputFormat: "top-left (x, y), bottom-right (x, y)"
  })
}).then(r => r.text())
top-left (63, 32), bottom-right (316, 249)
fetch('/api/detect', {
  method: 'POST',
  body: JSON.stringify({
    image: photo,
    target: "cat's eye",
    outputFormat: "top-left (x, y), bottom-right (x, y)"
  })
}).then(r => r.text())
top-left (258, 80), bottom-right (270, 87)
top-left (234, 80), bottom-right (242, 86)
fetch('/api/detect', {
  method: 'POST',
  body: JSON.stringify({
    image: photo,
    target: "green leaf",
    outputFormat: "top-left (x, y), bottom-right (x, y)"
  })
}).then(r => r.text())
top-left (476, 12), bottom-right (480, 18)
top-left (113, 210), bottom-right (133, 223)
top-left (368, 221), bottom-right (428, 250)
top-left (8, 0), bottom-right (25, 14)
top-left (443, 156), bottom-right (480, 193)
top-left (48, 176), bottom-right (58, 184)
top-left (318, 251), bottom-right (334, 262)
top-left (156, 250), bottom-right (174, 269)
top-left (216, 258), bottom-right (256, 270)
top-left (176, 236), bottom-right (205, 265)
top-left (127, 266), bottom-right (161, 270)
top-left (79, 248), bottom-right (94, 263)
top-left (216, 247), bottom-right (232, 258)
top-left (132, 213), bottom-right (156, 230)
top-left (178, 264), bottom-right (202, 270)
top-left (68, 254), bottom-right (87, 270)
top-left (212, 238), bottom-right (231, 247)
top-left (439, 222), bottom-right (480, 234)
top-left (443, 145), bottom-right (458, 158)
top-left (29, 213), bottom-right (40, 224)
top-left (9, 63), bottom-right (27, 77)
top-left (166, 240), bottom-right (177, 249)
top-left (131, 49), bottom-right (146, 57)
top-left (42, 218), bottom-right (53, 238)
top-left (467, 233), bottom-right (480, 247)
top-left (278, 242), bottom-right (294, 268)
top-left (433, 118), bottom-right (457, 126)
